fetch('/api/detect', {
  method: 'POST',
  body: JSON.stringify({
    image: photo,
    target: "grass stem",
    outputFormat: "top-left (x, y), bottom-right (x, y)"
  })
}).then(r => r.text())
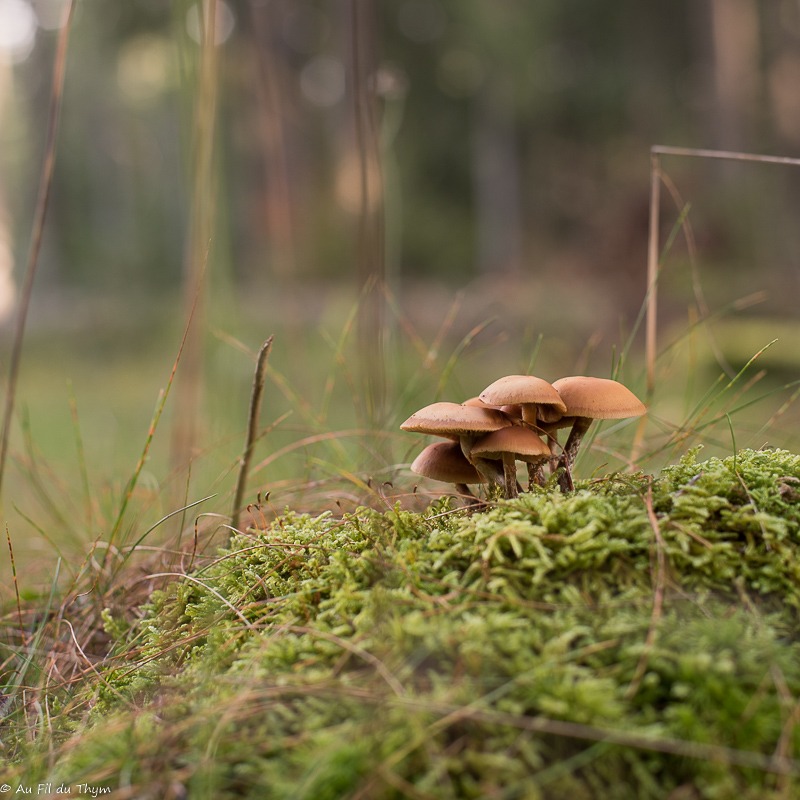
top-left (0, 0), bottom-right (76, 506)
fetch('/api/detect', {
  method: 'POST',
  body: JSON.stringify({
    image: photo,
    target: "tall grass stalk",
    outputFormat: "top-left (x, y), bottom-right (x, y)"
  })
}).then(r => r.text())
top-left (349, 0), bottom-right (388, 448)
top-left (170, 0), bottom-right (220, 481)
top-left (67, 381), bottom-right (93, 532)
top-left (645, 143), bottom-right (800, 401)
top-left (0, 0), bottom-right (76, 506)
top-left (104, 283), bottom-right (205, 574)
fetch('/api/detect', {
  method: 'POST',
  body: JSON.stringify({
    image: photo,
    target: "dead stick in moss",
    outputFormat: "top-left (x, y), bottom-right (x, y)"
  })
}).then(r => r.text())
top-left (625, 479), bottom-right (666, 701)
top-left (231, 336), bottom-right (274, 532)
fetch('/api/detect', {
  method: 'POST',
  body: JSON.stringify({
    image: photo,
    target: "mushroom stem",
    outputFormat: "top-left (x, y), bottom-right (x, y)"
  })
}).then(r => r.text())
top-left (460, 434), bottom-right (503, 489)
top-left (527, 462), bottom-right (546, 491)
top-left (557, 463), bottom-right (574, 493)
top-left (557, 417), bottom-right (592, 491)
top-left (544, 429), bottom-right (560, 474)
top-left (520, 403), bottom-right (538, 426)
top-left (473, 456), bottom-right (504, 489)
top-left (501, 453), bottom-right (518, 498)
top-left (455, 483), bottom-right (477, 501)
top-left (458, 434), bottom-right (476, 464)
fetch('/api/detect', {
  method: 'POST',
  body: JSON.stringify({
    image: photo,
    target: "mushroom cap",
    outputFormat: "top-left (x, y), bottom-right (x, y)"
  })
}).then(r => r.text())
top-left (471, 426), bottom-right (550, 463)
top-left (400, 401), bottom-right (511, 437)
top-left (499, 403), bottom-right (524, 418)
top-left (462, 396), bottom-right (495, 409)
top-left (411, 441), bottom-right (487, 484)
top-left (479, 375), bottom-right (567, 414)
top-left (464, 396), bottom-right (524, 423)
top-left (551, 376), bottom-right (646, 420)
top-left (537, 405), bottom-right (570, 427)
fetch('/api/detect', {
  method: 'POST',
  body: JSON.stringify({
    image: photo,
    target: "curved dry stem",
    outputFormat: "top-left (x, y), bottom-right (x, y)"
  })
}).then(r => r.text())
top-left (557, 417), bottom-right (592, 491)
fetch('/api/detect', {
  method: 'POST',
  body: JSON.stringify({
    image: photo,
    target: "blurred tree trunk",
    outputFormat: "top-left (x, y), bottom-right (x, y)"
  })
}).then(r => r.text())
top-left (704, 0), bottom-right (760, 151)
top-left (250, 0), bottom-right (296, 278)
top-left (472, 83), bottom-right (522, 274)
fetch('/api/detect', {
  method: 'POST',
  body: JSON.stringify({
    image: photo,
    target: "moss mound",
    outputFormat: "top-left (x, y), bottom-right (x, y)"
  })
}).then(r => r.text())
top-left (8, 448), bottom-right (800, 798)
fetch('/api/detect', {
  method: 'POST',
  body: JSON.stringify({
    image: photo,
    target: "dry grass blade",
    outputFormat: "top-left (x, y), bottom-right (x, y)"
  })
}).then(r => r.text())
top-left (2, 558), bottom-right (62, 711)
top-left (642, 142), bottom-right (800, 458)
top-left (5, 524), bottom-right (23, 635)
top-left (0, 0), bottom-right (77, 504)
top-left (67, 380), bottom-right (93, 531)
top-left (350, 0), bottom-right (386, 420)
top-left (137, 572), bottom-right (252, 628)
top-left (625, 480), bottom-right (666, 700)
top-left (393, 697), bottom-right (800, 777)
top-left (170, 0), bottom-right (220, 478)
top-left (231, 336), bottom-right (274, 531)
top-left (104, 282), bottom-right (205, 573)
top-left (645, 149), bottom-right (661, 398)
top-left (651, 144), bottom-right (800, 167)
top-left (284, 624), bottom-right (405, 697)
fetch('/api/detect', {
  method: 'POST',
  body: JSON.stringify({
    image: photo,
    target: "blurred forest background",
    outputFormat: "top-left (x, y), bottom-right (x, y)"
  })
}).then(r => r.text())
top-left (2, 0), bottom-right (800, 579)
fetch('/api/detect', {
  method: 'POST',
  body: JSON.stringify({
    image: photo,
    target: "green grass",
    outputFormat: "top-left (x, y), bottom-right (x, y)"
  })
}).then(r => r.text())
top-left (3, 270), bottom-right (800, 799)
top-left (5, 278), bottom-right (800, 592)
top-left (3, 447), bottom-right (800, 798)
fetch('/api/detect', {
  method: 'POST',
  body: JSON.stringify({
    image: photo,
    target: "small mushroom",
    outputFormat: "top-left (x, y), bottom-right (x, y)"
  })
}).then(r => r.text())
top-left (470, 426), bottom-right (550, 498)
top-left (463, 396), bottom-right (523, 423)
top-left (550, 376), bottom-right (646, 491)
top-left (411, 441), bottom-right (487, 501)
top-left (462, 396), bottom-right (495, 409)
top-left (400, 401), bottom-right (511, 486)
top-left (479, 375), bottom-right (567, 428)
top-left (481, 375), bottom-right (566, 480)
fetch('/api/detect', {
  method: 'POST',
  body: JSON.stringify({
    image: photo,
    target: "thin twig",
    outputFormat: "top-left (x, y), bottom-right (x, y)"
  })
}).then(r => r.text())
top-left (0, 0), bottom-right (76, 503)
top-left (5, 524), bottom-right (23, 637)
top-left (625, 479), bottom-right (667, 700)
top-left (231, 336), bottom-right (274, 531)
top-left (643, 141), bottom-right (800, 388)
top-left (652, 145), bottom-right (800, 167)
top-left (644, 150), bottom-right (661, 400)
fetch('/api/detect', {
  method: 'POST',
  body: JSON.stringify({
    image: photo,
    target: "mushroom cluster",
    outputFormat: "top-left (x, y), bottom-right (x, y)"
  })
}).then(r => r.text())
top-left (401, 375), bottom-right (646, 501)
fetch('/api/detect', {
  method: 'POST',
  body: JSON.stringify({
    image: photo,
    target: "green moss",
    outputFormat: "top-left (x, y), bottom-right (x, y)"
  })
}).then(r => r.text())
top-left (6, 448), bottom-right (800, 798)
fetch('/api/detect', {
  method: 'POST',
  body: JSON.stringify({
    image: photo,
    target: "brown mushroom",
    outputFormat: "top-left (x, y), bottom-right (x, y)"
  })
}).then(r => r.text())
top-left (400, 401), bottom-right (510, 486)
top-left (481, 375), bottom-right (566, 481)
top-left (411, 441), bottom-right (487, 501)
top-left (462, 396), bottom-right (494, 409)
top-left (479, 375), bottom-right (566, 428)
top-left (550, 376), bottom-right (646, 491)
top-left (463, 396), bottom-right (523, 423)
top-left (471, 426), bottom-right (550, 498)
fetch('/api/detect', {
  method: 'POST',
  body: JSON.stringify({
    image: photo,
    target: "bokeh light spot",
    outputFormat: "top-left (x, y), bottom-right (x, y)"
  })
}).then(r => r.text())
top-left (186, 0), bottom-right (235, 46)
top-left (300, 55), bottom-right (346, 108)
top-left (0, 0), bottom-right (38, 63)
top-left (117, 35), bottom-right (175, 108)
